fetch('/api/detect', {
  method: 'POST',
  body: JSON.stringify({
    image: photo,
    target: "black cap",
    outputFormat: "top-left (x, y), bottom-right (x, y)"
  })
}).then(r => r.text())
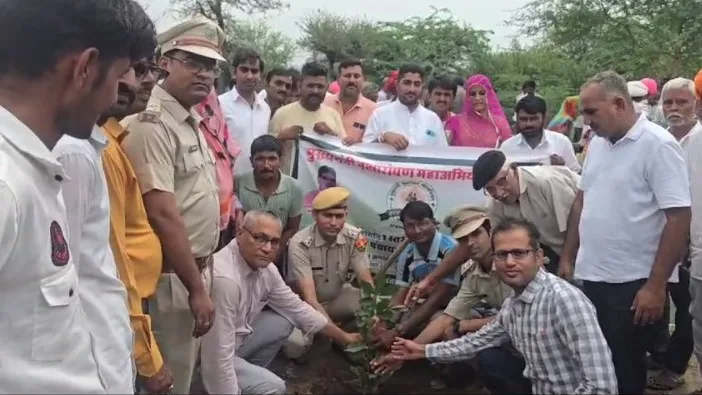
top-left (472, 150), bottom-right (506, 190)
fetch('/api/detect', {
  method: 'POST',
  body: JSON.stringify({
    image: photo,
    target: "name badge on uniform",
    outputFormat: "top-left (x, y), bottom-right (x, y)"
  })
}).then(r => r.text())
top-left (188, 145), bottom-right (198, 153)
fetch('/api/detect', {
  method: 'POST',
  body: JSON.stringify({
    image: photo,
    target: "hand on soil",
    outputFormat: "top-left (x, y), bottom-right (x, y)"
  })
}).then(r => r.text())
top-left (370, 353), bottom-right (403, 376)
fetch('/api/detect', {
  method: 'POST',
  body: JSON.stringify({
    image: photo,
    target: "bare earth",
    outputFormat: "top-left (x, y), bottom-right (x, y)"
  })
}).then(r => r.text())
top-left (272, 340), bottom-right (701, 395)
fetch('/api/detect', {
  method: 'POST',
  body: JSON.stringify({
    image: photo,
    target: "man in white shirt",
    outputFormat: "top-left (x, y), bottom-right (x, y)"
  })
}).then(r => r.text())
top-left (647, 77), bottom-right (701, 390)
top-left (201, 211), bottom-right (362, 394)
top-left (559, 71), bottom-right (691, 395)
top-left (54, 63), bottom-right (160, 393)
top-left (363, 63), bottom-right (448, 150)
top-left (219, 48), bottom-right (271, 175)
top-left (501, 95), bottom-right (581, 172)
top-left (687, 102), bottom-right (702, 395)
top-left (0, 1), bottom-right (156, 392)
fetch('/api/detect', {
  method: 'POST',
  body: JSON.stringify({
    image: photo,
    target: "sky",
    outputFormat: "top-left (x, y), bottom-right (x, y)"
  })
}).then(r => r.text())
top-left (143, 0), bottom-right (530, 65)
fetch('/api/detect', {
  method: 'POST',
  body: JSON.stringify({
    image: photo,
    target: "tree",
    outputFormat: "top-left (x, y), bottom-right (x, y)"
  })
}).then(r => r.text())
top-left (297, 10), bottom-right (379, 75)
top-left (171, 0), bottom-right (287, 31)
top-left (226, 19), bottom-right (296, 70)
top-left (510, 0), bottom-right (702, 78)
top-left (369, 8), bottom-right (491, 80)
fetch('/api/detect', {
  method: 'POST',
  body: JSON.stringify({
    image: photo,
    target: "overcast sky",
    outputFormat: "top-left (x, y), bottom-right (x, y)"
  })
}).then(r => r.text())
top-left (143, 0), bottom-right (529, 65)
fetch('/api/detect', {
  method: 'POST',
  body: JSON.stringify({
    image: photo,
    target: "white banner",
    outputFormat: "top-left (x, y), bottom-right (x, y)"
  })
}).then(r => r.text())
top-left (296, 134), bottom-right (547, 275)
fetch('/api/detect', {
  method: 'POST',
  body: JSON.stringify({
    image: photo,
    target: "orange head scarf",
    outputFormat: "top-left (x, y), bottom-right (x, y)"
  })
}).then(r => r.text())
top-left (695, 69), bottom-right (702, 100)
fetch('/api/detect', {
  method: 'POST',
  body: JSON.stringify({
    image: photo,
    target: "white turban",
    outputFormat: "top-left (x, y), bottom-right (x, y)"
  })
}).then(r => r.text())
top-left (627, 81), bottom-right (649, 98)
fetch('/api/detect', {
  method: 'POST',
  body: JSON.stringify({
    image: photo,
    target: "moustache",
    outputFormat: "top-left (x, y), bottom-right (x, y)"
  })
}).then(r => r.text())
top-left (666, 114), bottom-right (683, 120)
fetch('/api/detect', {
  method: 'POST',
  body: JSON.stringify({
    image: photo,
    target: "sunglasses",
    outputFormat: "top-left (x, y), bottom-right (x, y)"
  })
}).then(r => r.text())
top-left (133, 62), bottom-right (169, 80)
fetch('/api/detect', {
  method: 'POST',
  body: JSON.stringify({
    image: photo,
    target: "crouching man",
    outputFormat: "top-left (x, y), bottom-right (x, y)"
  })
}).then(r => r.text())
top-left (414, 206), bottom-right (512, 344)
top-left (376, 219), bottom-right (618, 394)
top-left (200, 211), bottom-right (361, 394)
top-left (372, 201), bottom-right (461, 348)
top-left (286, 187), bottom-right (374, 358)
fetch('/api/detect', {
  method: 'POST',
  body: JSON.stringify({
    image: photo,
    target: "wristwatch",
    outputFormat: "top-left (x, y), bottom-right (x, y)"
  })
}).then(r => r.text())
top-left (452, 320), bottom-right (462, 336)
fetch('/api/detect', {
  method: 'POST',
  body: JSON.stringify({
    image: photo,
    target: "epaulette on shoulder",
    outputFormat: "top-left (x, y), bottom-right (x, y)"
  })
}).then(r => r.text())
top-left (300, 235), bottom-right (313, 248)
top-left (137, 100), bottom-right (162, 124)
top-left (461, 260), bottom-right (477, 277)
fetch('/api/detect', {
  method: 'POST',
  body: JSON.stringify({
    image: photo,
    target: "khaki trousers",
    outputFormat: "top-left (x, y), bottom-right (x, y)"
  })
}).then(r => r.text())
top-left (148, 269), bottom-right (212, 394)
top-left (284, 284), bottom-right (361, 358)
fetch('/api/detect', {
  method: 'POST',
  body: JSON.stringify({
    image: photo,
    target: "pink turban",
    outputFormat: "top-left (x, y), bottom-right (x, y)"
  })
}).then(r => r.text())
top-left (641, 78), bottom-right (658, 97)
top-left (328, 81), bottom-right (340, 94)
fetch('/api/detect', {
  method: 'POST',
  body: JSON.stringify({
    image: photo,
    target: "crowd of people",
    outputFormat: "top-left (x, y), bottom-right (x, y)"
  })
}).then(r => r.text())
top-left (2, 1), bottom-right (702, 394)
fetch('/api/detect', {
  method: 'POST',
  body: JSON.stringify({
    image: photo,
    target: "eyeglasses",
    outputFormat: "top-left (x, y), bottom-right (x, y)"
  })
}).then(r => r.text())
top-left (242, 227), bottom-right (280, 248)
top-left (493, 248), bottom-right (534, 262)
top-left (165, 55), bottom-right (221, 77)
top-left (484, 170), bottom-right (511, 197)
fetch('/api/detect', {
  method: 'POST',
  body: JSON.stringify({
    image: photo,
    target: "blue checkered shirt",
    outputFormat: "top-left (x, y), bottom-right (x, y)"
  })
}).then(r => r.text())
top-left (426, 270), bottom-right (618, 394)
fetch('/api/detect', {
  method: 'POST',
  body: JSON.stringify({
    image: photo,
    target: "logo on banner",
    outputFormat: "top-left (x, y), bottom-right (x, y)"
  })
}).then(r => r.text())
top-left (379, 181), bottom-right (438, 220)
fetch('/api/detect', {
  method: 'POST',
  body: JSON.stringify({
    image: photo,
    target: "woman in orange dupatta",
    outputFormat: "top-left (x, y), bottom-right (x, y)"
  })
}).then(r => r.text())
top-left (446, 74), bottom-right (512, 147)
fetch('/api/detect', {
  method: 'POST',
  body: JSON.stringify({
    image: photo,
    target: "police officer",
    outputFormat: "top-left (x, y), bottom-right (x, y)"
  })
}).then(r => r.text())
top-left (285, 187), bottom-right (370, 357)
top-left (121, 16), bottom-right (223, 394)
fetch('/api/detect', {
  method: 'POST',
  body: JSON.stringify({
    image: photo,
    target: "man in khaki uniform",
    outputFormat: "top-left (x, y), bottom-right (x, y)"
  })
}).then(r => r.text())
top-left (285, 187), bottom-right (371, 357)
top-left (121, 17), bottom-right (224, 394)
top-left (414, 205), bottom-right (512, 344)
top-left (405, 150), bottom-right (579, 304)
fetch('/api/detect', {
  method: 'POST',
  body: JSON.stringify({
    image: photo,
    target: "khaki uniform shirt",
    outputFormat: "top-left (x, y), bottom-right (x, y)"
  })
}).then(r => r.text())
top-left (443, 260), bottom-right (513, 320)
top-left (121, 85), bottom-right (220, 258)
top-left (488, 166), bottom-right (580, 255)
top-left (288, 223), bottom-right (370, 303)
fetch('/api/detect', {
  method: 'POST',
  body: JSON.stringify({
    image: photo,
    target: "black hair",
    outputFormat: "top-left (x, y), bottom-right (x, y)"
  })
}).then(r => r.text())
top-left (0, 0), bottom-right (156, 79)
top-left (399, 201), bottom-right (434, 223)
top-left (490, 218), bottom-right (541, 251)
top-left (231, 47), bottom-right (265, 73)
top-left (250, 135), bottom-right (282, 157)
top-left (398, 63), bottom-right (425, 81)
top-left (266, 67), bottom-right (290, 84)
top-left (300, 62), bottom-right (328, 80)
top-left (522, 80), bottom-right (537, 90)
top-left (338, 59), bottom-right (364, 74)
top-left (515, 95), bottom-right (547, 116)
top-left (428, 76), bottom-right (457, 96)
top-left (318, 166), bottom-right (336, 177)
top-left (480, 219), bottom-right (492, 233)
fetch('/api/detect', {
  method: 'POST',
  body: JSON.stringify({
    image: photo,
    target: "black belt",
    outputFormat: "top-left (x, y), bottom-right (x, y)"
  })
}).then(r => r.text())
top-left (141, 298), bottom-right (149, 315)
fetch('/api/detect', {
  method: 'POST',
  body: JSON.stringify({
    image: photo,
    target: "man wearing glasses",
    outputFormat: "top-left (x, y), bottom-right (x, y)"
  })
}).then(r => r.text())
top-left (121, 16), bottom-right (224, 394)
top-left (101, 56), bottom-right (172, 394)
top-left (405, 150), bottom-right (580, 305)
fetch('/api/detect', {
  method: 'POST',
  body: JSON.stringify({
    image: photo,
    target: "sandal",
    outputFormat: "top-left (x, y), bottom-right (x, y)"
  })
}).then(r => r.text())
top-left (646, 370), bottom-right (685, 390)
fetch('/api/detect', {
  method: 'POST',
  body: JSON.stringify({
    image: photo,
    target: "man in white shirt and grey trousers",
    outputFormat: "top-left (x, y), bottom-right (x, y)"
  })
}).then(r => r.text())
top-left (559, 71), bottom-right (691, 395)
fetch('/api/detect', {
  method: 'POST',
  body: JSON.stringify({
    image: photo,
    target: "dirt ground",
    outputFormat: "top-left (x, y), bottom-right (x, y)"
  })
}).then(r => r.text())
top-left (270, 339), bottom-right (702, 395)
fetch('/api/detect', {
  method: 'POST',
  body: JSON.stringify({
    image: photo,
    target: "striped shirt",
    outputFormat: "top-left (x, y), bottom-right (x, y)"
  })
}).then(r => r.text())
top-left (394, 232), bottom-right (460, 287)
top-left (426, 270), bottom-right (618, 394)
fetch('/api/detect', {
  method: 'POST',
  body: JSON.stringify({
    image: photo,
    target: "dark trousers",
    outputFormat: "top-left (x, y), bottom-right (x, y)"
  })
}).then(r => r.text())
top-left (541, 244), bottom-right (560, 275)
top-left (476, 346), bottom-right (532, 394)
top-left (582, 279), bottom-right (667, 394)
top-left (651, 267), bottom-right (694, 375)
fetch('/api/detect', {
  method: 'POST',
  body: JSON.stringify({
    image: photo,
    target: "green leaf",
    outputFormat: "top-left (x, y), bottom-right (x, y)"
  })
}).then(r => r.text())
top-left (360, 281), bottom-right (374, 298)
top-left (374, 272), bottom-right (387, 289)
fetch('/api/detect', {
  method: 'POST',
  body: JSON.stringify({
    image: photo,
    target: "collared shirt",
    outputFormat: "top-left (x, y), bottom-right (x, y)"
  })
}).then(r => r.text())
top-left (363, 101), bottom-right (449, 147)
top-left (443, 260), bottom-right (513, 320)
top-left (688, 126), bottom-right (702, 279)
top-left (54, 127), bottom-right (133, 393)
top-left (102, 118), bottom-right (164, 377)
top-left (268, 102), bottom-right (346, 175)
top-left (677, 121), bottom-right (702, 154)
top-left (235, 171), bottom-right (303, 229)
top-left (501, 130), bottom-right (582, 172)
top-left (219, 86), bottom-right (270, 175)
top-left (0, 105), bottom-right (105, 393)
top-left (122, 85), bottom-right (220, 258)
top-left (323, 94), bottom-right (377, 141)
top-left (576, 114), bottom-right (690, 283)
top-left (488, 166), bottom-right (580, 255)
top-left (200, 241), bottom-right (328, 394)
top-left (394, 232), bottom-right (460, 287)
top-left (426, 270), bottom-right (618, 394)
top-left (288, 223), bottom-right (370, 303)
top-left (197, 88), bottom-right (242, 230)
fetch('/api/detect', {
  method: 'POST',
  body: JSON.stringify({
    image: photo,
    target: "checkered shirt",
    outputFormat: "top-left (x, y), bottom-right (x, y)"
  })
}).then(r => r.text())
top-left (426, 269), bottom-right (618, 394)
